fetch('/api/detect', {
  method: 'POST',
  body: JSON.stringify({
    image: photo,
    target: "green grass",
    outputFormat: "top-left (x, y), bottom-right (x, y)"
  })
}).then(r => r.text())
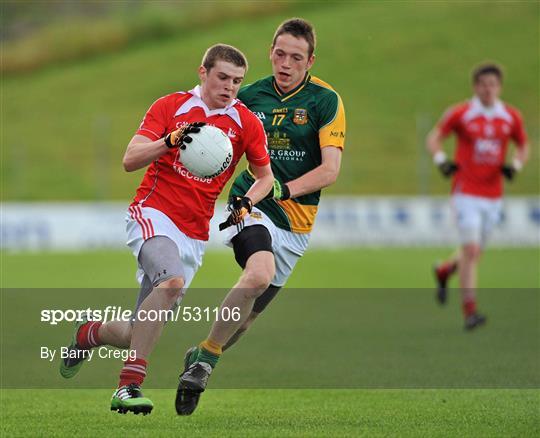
top-left (2, 1), bottom-right (538, 200)
top-left (2, 247), bottom-right (539, 288)
top-left (2, 389), bottom-right (538, 437)
top-left (1, 248), bottom-right (539, 435)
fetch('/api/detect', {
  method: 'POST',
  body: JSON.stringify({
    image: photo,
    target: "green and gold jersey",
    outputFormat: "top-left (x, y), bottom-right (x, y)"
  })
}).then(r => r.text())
top-left (231, 74), bottom-right (346, 233)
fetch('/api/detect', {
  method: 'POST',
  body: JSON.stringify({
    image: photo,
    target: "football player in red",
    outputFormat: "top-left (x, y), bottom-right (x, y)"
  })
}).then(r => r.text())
top-left (59, 44), bottom-right (273, 414)
top-left (427, 63), bottom-right (529, 330)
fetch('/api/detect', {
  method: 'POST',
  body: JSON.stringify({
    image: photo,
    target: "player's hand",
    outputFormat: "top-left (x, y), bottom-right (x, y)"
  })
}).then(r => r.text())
top-left (164, 122), bottom-right (206, 149)
top-left (501, 164), bottom-right (517, 181)
top-left (438, 161), bottom-right (459, 178)
top-left (219, 196), bottom-right (253, 230)
top-left (267, 179), bottom-right (291, 201)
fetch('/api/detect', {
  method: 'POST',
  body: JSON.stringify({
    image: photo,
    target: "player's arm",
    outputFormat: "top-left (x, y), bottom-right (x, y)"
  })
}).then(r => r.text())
top-left (502, 110), bottom-right (530, 181)
top-left (123, 123), bottom-right (205, 172)
top-left (219, 163), bottom-right (273, 230)
top-left (244, 163), bottom-right (274, 204)
top-left (426, 124), bottom-right (458, 178)
top-left (284, 146), bottom-right (342, 198)
top-left (501, 143), bottom-right (530, 181)
top-left (123, 135), bottom-right (168, 172)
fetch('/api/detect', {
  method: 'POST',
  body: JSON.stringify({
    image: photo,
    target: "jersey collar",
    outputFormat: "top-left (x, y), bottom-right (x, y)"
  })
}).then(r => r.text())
top-left (272, 73), bottom-right (311, 102)
top-left (464, 96), bottom-right (512, 123)
top-left (174, 85), bottom-right (242, 128)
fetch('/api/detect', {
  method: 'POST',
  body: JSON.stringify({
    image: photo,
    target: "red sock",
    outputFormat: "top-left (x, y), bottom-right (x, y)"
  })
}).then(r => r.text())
top-left (76, 321), bottom-right (103, 349)
top-left (437, 261), bottom-right (458, 278)
top-left (462, 299), bottom-right (477, 317)
top-left (118, 358), bottom-right (147, 388)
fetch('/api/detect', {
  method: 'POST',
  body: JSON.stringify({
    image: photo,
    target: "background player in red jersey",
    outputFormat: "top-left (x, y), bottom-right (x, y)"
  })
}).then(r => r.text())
top-left (427, 63), bottom-right (530, 330)
top-left (59, 44), bottom-right (273, 414)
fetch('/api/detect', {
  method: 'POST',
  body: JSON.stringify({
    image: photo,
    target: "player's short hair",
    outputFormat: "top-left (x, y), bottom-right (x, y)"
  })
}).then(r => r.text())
top-left (272, 18), bottom-right (316, 58)
top-left (202, 44), bottom-right (248, 72)
top-left (472, 63), bottom-right (504, 84)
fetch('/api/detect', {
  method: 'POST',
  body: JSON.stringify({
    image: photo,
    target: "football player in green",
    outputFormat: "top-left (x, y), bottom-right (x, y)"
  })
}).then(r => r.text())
top-left (176, 18), bottom-right (346, 415)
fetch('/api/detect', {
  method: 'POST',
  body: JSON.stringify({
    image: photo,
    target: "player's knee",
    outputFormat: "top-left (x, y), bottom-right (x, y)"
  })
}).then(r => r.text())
top-left (241, 269), bottom-right (273, 295)
top-left (156, 276), bottom-right (184, 301)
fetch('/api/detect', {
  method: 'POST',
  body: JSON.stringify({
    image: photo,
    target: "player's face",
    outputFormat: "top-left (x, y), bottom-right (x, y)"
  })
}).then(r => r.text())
top-left (199, 61), bottom-right (246, 110)
top-left (270, 33), bottom-right (315, 93)
top-left (474, 74), bottom-right (502, 107)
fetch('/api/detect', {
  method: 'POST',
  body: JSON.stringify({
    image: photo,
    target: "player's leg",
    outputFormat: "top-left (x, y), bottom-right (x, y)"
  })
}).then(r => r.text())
top-left (433, 250), bottom-right (460, 304)
top-left (222, 284), bottom-right (281, 351)
top-left (112, 235), bottom-right (185, 415)
top-left (223, 228), bottom-right (306, 350)
top-left (59, 277), bottom-right (151, 379)
top-left (454, 195), bottom-right (489, 330)
top-left (176, 224), bottom-right (274, 415)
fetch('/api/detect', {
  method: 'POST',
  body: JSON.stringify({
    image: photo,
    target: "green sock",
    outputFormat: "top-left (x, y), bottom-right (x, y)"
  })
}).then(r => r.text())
top-left (187, 347), bottom-right (199, 367)
top-left (197, 347), bottom-right (220, 368)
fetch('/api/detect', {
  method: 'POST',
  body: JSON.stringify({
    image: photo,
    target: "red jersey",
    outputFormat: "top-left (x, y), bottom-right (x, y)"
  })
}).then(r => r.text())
top-left (439, 97), bottom-right (527, 198)
top-left (132, 86), bottom-right (270, 240)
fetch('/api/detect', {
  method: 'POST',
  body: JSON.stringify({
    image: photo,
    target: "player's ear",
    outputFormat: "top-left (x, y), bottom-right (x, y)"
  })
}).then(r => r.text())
top-left (307, 54), bottom-right (315, 70)
top-left (198, 65), bottom-right (207, 83)
top-left (269, 45), bottom-right (274, 60)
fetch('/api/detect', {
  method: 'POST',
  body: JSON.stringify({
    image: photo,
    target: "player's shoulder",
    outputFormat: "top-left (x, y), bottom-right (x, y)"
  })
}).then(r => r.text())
top-left (308, 76), bottom-right (341, 98)
top-left (149, 91), bottom-right (191, 109)
top-left (502, 101), bottom-right (524, 121)
top-left (233, 99), bottom-right (264, 129)
top-left (443, 100), bottom-right (470, 119)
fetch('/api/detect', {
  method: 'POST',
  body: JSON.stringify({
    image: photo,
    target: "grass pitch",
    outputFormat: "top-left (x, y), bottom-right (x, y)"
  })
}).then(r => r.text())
top-left (2, 389), bottom-right (538, 437)
top-left (1, 248), bottom-right (538, 436)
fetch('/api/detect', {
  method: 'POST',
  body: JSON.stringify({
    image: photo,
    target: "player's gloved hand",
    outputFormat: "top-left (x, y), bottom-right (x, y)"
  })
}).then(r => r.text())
top-left (267, 178), bottom-right (291, 201)
top-left (219, 196), bottom-right (253, 231)
top-left (433, 151), bottom-right (458, 178)
top-left (501, 159), bottom-right (523, 181)
top-left (164, 122), bottom-right (206, 150)
top-left (438, 161), bottom-right (459, 177)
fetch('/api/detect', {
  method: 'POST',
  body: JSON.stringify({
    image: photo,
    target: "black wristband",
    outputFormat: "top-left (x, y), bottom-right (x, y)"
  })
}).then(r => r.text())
top-left (164, 133), bottom-right (174, 148)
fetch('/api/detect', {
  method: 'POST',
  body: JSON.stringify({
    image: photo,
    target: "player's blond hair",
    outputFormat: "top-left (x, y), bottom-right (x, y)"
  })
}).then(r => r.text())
top-left (202, 44), bottom-right (248, 72)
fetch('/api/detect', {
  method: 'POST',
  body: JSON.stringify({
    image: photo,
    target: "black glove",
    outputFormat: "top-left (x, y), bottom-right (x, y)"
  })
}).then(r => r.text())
top-left (164, 122), bottom-right (206, 149)
top-left (501, 164), bottom-right (517, 181)
top-left (438, 161), bottom-right (459, 178)
top-left (267, 179), bottom-right (291, 201)
top-left (219, 196), bottom-right (253, 231)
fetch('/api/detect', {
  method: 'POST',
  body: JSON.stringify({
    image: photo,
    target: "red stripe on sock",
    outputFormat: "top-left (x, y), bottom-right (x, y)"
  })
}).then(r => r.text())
top-left (119, 358), bottom-right (147, 388)
top-left (462, 300), bottom-right (477, 317)
top-left (76, 321), bottom-right (103, 349)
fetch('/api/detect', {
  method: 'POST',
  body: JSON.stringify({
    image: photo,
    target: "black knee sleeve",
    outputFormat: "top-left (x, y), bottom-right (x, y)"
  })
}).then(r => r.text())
top-left (231, 225), bottom-right (273, 269)
top-left (252, 284), bottom-right (281, 313)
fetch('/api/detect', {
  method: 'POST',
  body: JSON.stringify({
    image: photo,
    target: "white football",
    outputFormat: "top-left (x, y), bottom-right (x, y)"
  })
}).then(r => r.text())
top-left (180, 125), bottom-right (233, 179)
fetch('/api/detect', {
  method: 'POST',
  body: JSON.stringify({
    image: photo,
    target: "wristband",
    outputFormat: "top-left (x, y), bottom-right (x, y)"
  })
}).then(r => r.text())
top-left (164, 133), bottom-right (175, 149)
top-left (433, 151), bottom-right (447, 166)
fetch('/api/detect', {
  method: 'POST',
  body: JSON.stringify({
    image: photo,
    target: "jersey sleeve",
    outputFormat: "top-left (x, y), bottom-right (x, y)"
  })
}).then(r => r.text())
top-left (318, 92), bottom-right (346, 149)
top-left (244, 113), bottom-right (270, 167)
top-left (438, 105), bottom-right (462, 137)
top-left (510, 108), bottom-right (528, 147)
top-left (135, 96), bottom-right (170, 141)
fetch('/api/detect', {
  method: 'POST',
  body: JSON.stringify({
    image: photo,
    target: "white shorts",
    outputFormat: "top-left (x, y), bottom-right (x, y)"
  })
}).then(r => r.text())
top-left (452, 193), bottom-right (503, 247)
top-left (222, 206), bottom-right (310, 287)
top-left (125, 205), bottom-right (206, 289)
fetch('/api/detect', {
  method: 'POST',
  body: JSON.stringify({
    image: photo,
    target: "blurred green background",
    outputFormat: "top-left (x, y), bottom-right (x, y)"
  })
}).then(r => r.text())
top-left (2, 0), bottom-right (538, 200)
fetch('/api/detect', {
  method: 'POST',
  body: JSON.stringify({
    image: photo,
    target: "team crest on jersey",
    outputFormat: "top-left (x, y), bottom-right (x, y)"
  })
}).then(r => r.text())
top-left (293, 108), bottom-right (308, 125)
